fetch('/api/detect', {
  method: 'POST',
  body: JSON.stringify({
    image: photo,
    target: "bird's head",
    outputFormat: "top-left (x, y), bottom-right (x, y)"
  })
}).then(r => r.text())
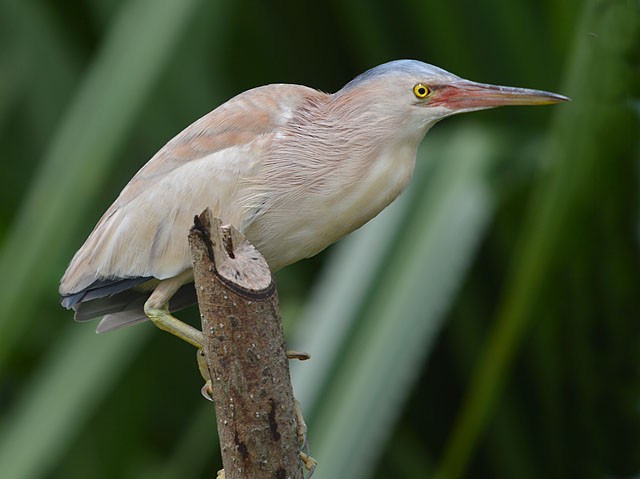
top-left (335, 59), bottom-right (568, 137)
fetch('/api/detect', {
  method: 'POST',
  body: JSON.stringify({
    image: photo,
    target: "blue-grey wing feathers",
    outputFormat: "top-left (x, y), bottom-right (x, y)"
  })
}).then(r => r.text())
top-left (64, 279), bottom-right (198, 332)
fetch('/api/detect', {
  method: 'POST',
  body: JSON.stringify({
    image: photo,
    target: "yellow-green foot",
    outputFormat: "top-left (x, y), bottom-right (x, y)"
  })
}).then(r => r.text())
top-left (294, 399), bottom-right (308, 449)
top-left (300, 451), bottom-right (318, 475)
top-left (197, 349), bottom-right (214, 401)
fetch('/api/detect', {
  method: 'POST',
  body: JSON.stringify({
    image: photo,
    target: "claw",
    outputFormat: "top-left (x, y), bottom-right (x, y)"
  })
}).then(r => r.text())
top-left (299, 451), bottom-right (318, 476)
top-left (201, 381), bottom-right (214, 401)
top-left (197, 349), bottom-right (215, 401)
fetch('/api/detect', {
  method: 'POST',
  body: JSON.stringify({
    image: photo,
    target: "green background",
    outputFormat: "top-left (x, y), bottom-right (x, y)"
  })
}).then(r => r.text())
top-left (1, 1), bottom-right (638, 478)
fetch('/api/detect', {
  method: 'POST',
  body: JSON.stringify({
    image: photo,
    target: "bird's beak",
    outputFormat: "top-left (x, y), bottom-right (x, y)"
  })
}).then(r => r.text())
top-left (435, 80), bottom-right (569, 111)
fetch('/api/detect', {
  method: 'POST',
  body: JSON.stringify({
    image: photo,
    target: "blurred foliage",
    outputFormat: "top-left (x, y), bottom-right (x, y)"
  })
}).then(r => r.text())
top-left (0, 0), bottom-right (638, 478)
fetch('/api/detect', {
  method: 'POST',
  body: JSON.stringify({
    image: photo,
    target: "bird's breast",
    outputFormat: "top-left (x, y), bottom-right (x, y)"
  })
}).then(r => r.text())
top-left (248, 141), bottom-right (418, 270)
top-left (324, 142), bottom-right (417, 231)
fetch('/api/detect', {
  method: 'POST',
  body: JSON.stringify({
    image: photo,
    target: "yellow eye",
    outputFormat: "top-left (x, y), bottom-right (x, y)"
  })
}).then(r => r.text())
top-left (413, 83), bottom-right (431, 98)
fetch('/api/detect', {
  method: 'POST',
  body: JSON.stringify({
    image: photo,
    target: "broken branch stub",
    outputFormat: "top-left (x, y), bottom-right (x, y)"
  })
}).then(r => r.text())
top-left (188, 208), bottom-right (304, 479)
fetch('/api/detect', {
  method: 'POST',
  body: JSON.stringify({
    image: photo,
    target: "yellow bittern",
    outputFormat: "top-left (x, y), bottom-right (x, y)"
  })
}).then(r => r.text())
top-left (60, 59), bottom-right (567, 348)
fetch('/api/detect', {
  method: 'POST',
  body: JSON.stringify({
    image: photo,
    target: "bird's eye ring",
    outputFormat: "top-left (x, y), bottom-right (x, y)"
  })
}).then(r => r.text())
top-left (413, 83), bottom-right (431, 98)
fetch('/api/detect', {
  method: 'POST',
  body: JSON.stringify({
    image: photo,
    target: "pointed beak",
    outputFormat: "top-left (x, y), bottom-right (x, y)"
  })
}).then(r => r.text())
top-left (435, 80), bottom-right (570, 111)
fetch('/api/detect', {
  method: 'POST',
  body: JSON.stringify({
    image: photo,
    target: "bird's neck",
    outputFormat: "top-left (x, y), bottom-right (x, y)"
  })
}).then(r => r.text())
top-left (286, 95), bottom-right (429, 220)
top-left (243, 102), bottom-right (428, 270)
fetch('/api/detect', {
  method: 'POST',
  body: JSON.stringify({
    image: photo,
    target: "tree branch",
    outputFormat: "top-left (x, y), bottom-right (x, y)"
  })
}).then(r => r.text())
top-left (188, 208), bottom-right (304, 479)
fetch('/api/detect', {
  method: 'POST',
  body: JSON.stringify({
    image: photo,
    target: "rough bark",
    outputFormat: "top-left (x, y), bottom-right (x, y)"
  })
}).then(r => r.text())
top-left (188, 208), bottom-right (303, 479)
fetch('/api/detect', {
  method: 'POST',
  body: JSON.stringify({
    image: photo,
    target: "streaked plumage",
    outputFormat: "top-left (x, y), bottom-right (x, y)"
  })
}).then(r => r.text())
top-left (60, 60), bottom-right (567, 332)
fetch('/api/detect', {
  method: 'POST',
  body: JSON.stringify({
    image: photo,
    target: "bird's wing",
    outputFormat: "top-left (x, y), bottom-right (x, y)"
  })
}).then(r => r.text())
top-left (60, 84), bottom-right (325, 296)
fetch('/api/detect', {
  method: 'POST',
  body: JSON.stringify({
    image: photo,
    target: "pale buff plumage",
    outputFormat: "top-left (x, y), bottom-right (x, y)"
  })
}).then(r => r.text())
top-left (60, 60), bottom-right (567, 332)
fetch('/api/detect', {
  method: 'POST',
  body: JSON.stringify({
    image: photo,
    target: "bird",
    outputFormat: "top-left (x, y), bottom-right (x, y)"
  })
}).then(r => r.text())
top-left (60, 59), bottom-right (567, 348)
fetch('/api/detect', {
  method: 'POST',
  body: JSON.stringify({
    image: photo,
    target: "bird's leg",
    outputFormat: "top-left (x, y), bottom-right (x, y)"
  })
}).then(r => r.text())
top-left (286, 350), bottom-right (311, 447)
top-left (283, 351), bottom-right (317, 474)
top-left (144, 303), bottom-right (204, 348)
top-left (293, 399), bottom-right (318, 476)
top-left (145, 300), bottom-right (214, 397)
top-left (285, 350), bottom-right (311, 448)
top-left (143, 275), bottom-right (213, 393)
top-left (144, 272), bottom-right (204, 347)
top-left (288, 348), bottom-right (318, 476)
top-left (294, 399), bottom-right (308, 449)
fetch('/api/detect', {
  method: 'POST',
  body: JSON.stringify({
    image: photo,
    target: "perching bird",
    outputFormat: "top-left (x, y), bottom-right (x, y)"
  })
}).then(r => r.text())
top-left (60, 59), bottom-right (567, 347)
